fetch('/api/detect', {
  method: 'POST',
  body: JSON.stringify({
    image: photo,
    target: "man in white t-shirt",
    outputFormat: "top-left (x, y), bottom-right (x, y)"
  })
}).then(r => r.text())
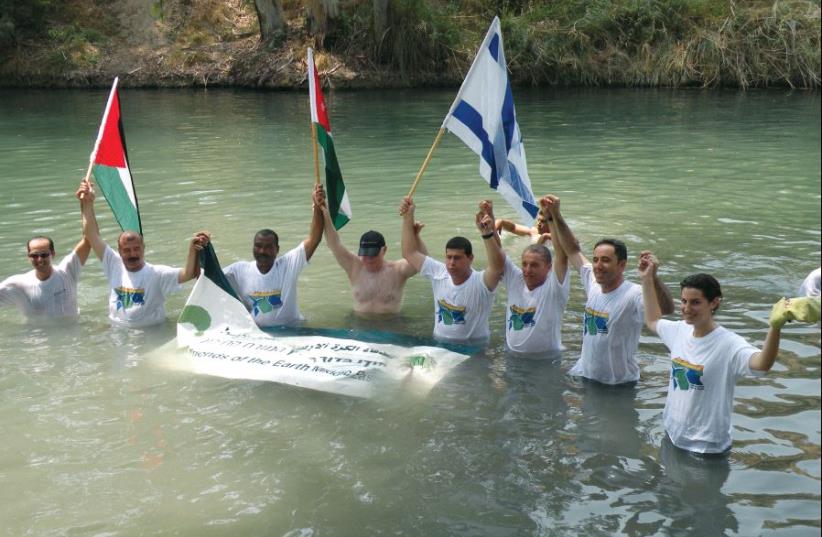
top-left (77, 180), bottom-right (209, 328)
top-left (399, 196), bottom-right (504, 344)
top-left (641, 269), bottom-right (787, 454)
top-left (320, 201), bottom-right (428, 317)
top-left (222, 184), bottom-right (325, 327)
top-left (0, 234), bottom-right (91, 321)
top-left (798, 267), bottom-right (821, 297)
top-left (543, 195), bottom-right (674, 384)
top-left (500, 197), bottom-right (570, 354)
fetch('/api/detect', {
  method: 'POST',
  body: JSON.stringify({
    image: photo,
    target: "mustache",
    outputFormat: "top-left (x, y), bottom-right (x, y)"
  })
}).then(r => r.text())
top-left (127, 257), bottom-right (141, 263)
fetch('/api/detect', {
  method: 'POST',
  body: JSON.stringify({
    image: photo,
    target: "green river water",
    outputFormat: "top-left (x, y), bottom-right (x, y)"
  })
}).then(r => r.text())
top-left (0, 88), bottom-right (820, 536)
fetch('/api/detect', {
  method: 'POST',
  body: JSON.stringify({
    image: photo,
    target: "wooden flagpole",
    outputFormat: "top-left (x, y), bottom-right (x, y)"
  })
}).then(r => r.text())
top-left (82, 160), bottom-right (94, 185)
top-left (311, 120), bottom-right (321, 185)
top-left (307, 46), bottom-right (321, 186)
top-left (407, 126), bottom-right (446, 198)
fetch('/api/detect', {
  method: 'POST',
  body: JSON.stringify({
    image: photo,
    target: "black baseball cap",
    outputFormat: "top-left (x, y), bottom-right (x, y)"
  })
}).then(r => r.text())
top-left (358, 230), bottom-right (386, 257)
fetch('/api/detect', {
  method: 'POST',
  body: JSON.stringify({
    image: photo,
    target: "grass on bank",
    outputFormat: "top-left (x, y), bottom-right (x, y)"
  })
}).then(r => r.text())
top-left (1, 0), bottom-right (819, 88)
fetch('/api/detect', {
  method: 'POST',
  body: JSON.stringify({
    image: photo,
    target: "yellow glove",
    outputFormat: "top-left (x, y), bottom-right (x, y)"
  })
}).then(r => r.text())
top-left (789, 296), bottom-right (821, 323)
top-left (769, 297), bottom-right (822, 328)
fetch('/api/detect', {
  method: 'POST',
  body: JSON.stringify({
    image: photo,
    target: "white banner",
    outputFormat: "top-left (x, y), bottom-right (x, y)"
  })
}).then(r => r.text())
top-left (162, 276), bottom-right (470, 398)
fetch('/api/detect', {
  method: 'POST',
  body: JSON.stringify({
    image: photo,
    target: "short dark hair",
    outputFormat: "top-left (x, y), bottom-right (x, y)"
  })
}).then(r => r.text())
top-left (680, 273), bottom-right (723, 303)
top-left (594, 238), bottom-right (628, 262)
top-left (27, 236), bottom-right (55, 253)
top-left (522, 244), bottom-right (552, 265)
top-left (118, 231), bottom-right (144, 245)
top-left (445, 236), bottom-right (472, 257)
top-left (254, 229), bottom-right (279, 248)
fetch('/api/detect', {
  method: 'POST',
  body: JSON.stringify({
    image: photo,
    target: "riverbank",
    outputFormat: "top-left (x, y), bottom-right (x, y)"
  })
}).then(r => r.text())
top-left (1, 0), bottom-right (819, 89)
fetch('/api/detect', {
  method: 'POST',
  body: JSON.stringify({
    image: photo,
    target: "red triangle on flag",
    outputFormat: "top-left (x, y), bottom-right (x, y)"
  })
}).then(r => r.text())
top-left (94, 88), bottom-right (127, 168)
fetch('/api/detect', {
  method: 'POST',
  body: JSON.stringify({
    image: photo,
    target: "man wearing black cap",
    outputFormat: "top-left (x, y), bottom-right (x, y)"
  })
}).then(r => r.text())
top-left (320, 203), bottom-right (427, 315)
top-left (399, 196), bottom-right (505, 344)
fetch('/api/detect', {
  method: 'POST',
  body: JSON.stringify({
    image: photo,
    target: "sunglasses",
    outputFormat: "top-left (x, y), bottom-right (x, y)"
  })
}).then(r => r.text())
top-left (28, 252), bottom-right (51, 259)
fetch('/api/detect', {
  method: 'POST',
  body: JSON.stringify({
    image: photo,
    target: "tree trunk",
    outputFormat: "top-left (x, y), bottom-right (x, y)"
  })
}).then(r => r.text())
top-left (308, 0), bottom-right (339, 49)
top-left (253, 0), bottom-right (286, 44)
top-left (373, 0), bottom-right (390, 47)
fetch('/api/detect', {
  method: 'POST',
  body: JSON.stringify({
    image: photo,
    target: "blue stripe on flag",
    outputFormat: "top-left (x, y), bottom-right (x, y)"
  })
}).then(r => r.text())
top-left (452, 100), bottom-right (499, 189)
top-left (507, 163), bottom-right (539, 218)
top-left (488, 34), bottom-right (499, 62)
top-left (521, 199), bottom-right (539, 218)
top-left (501, 83), bottom-right (515, 153)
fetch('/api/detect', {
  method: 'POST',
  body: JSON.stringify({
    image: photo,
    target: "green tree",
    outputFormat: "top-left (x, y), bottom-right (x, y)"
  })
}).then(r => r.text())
top-left (0, 0), bottom-right (54, 46)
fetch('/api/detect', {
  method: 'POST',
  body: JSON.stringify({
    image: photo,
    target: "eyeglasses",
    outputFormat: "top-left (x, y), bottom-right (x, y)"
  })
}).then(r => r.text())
top-left (28, 252), bottom-right (51, 259)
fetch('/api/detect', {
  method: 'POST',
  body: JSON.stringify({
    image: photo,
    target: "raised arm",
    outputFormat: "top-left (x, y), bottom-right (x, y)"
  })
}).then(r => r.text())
top-left (749, 325), bottom-right (782, 372)
top-left (753, 296), bottom-right (822, 371)
top-left (639, 252), bottom-right (663, 333)
top-left (302, 184), bottom-right (325, 261)
top-left (541, 195), bottom-right (587, 271)
top-left (414, 222), bottom-right (429, 257)
top-left (72, 237), bottom-right (92, 265)
top-left (320, 203), bottom-right (358, 277)
top-left (398, 221), bottom-right (429, 279)
top-left (640, 250), bottom-right (675, 315)
top-left (545, 216), bottom-right (568, 284)
top-left (495, 218), bottom-right (536, 238)
top-left (179, 231), bottom-right (210, 283)
top-left (76, 179), bottom-right (106, 261)
top-left (478, 200), bottom-right (504, 291)
top-left (400, 197), bottom-right (426, 272)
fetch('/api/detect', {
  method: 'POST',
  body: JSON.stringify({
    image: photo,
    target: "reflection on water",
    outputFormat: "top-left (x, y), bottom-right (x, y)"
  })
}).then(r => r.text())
top-left (657, 438), bottom-right (735, 536)
top-left (0, 88), bottom-right (819, 535)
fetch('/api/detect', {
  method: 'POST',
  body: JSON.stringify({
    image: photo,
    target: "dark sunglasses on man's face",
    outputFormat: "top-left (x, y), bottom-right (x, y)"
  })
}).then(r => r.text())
top-left (28, 252), bottom-right (51, 259)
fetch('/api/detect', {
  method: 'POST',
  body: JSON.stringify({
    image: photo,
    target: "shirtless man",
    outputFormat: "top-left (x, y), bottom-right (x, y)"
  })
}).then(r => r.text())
top-left (320, 202), bottom-right (427, 316)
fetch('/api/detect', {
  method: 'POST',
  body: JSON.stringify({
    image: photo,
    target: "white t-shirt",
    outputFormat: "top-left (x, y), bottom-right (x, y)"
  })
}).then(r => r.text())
top-left (568, 264), bottom-right (644, 384)
top-left (656, 319), bottom-right (761, 454)
top-left (501, 256), bottom-right (570, 353)
top-left (101, 245), bottom-right (183, 328)
top-left (419, 256), bottom-right (495, 343)
top-left (798, 267), bottom-right (821, 297)
top-left (0, 251), bottom-right (82, 320)
top-left (224, 243), bottom-right (308, 327)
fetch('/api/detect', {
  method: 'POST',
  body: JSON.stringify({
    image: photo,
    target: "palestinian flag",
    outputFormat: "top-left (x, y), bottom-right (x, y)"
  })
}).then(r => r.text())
top-left (90, 77), bottom-right (142, 234)
top-left (308, 48), bottom-right (351, 230)
top-left (198, 242), bottom-right (239, 300)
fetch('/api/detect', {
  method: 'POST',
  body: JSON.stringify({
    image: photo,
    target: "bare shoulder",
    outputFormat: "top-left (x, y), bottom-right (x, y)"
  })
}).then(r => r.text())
top-left (387, 258), bottom-right (417, 277)
top-left (384, 258), bottom-right (408, 270)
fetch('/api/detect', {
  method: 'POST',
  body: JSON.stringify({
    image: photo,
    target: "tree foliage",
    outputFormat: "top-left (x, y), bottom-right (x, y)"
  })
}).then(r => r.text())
top-left (0, 0), bottom-right (54, 46)
top-left (1, 0), bottom-right (818, 88)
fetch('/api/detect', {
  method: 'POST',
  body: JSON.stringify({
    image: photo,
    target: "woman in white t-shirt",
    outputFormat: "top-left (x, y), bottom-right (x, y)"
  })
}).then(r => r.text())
top-left (639, 261), bottom-right (786, 454)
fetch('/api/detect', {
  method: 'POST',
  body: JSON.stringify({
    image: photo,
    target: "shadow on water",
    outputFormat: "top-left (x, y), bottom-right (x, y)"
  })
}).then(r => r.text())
top-left (262, 322), bottom-right (482, 357)
top-left (560, 379), bottom-right (738, 536)
top-left (653, 438), bottom-right (735, 536)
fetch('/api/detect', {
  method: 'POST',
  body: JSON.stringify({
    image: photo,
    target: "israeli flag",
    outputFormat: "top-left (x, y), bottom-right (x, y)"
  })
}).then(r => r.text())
top-left (442, 17), bottom-right (539, 223)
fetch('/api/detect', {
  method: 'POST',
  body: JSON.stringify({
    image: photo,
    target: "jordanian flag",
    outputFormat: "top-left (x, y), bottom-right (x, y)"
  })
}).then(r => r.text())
top-left (90, 77), bottom-right (142, 234)
top-left (308, 48), bottom-right (351, 230)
